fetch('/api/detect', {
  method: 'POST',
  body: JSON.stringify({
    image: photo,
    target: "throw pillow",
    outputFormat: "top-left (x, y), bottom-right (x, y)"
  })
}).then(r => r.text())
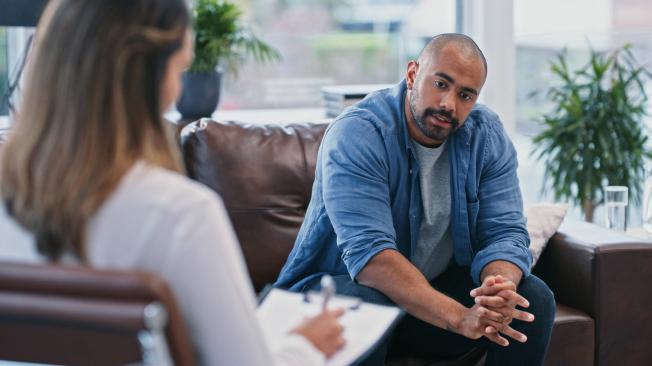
top-left (525, 203), bottom-right (569, 267)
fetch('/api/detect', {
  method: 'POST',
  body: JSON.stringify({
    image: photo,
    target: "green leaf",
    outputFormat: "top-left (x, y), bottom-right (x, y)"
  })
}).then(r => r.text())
top-left (190, 0), bottom-right (281, 74)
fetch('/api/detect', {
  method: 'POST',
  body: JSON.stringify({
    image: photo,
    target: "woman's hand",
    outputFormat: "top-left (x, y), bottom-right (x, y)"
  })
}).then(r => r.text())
top-left (292, 308), bottom-right (346, 357)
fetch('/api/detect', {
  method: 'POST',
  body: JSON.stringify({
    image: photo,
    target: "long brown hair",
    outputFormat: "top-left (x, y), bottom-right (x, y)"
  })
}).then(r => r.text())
top-left (0, 0), bottom-right (190, 260)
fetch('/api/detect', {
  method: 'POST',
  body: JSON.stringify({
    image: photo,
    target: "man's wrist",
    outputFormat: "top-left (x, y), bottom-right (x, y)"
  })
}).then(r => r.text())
top-left (445, 302), bottom-right (467, 333)
top-left (480, 260), bottom-right (523, 286)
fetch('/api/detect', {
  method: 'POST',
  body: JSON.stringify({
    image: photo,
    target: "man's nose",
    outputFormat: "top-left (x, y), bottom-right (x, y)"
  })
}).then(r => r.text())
top-left (439, 91), bottom-right (456, 114)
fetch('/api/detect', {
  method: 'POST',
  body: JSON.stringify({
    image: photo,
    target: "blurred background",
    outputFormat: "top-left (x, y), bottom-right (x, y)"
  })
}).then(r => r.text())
top-left (3, 0), bottom-right (652, 227)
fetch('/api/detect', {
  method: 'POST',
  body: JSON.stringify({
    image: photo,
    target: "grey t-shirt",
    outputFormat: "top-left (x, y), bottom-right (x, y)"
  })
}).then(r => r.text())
top-left (411, 140), bottom-right (454, 281)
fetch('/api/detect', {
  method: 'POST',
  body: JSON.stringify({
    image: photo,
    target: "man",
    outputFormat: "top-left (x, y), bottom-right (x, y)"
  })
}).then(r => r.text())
top-left (275, 34), bottom-right (555, 365)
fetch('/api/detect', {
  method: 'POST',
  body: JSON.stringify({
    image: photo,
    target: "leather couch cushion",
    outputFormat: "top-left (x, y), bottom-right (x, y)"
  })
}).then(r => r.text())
top-left (545, 304), bottom-right (594, 366)
top-left (180, 119), bottom-right (329, 290)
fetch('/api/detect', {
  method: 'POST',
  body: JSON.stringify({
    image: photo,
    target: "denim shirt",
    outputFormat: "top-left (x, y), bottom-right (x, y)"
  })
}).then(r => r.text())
top-left (275, 80), bottom-right (531, 291)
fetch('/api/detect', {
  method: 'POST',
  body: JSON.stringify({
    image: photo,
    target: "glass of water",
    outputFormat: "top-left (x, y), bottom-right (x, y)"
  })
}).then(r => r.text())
top-left (643, 164), bottom-right (652, 235)
top-left (605, 186), bottom-right (628, 231)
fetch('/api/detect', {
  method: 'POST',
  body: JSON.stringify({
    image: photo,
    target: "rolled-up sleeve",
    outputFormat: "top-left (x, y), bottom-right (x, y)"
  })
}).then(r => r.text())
top-left (321, 117), bottom-right (398, 281)
top-left (471, 124), bottom-right (532, 285)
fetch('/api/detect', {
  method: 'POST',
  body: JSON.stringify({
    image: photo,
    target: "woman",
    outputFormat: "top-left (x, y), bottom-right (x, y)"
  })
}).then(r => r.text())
top-left (0, 0), bottom-right (344, 365)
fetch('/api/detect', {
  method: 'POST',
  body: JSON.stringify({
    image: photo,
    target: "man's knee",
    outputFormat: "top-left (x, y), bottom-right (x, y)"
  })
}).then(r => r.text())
top-left (518, 275), bottom-right (556, 325)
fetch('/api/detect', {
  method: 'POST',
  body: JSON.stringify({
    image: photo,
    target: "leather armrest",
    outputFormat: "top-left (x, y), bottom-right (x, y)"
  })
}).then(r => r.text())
top-left (533, 220), bottom-right (652, 366)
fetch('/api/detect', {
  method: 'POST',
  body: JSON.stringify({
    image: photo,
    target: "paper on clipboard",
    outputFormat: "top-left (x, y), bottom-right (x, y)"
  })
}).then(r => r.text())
top-left (257, 288), bottom-right (402, 366)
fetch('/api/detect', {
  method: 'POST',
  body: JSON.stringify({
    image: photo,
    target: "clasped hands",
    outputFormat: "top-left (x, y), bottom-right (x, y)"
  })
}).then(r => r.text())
top-left (456, 275), bottom-right (535, 347)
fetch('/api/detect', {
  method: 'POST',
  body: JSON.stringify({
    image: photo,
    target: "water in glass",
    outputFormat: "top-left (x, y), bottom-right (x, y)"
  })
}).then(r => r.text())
top-left (644, 165), bottom-right (652, 234)
top-left (604, 186), bottom-right (628, 232)
top-left (605, 202), bottom-right (627, 231)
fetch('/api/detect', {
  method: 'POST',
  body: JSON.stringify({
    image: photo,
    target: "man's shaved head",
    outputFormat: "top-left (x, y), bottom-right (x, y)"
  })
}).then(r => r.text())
top-left (417, 33), bottom-right (487, 81)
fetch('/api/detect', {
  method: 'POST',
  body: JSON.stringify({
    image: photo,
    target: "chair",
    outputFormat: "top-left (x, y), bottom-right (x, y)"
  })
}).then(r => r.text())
top-left (0, 261), bottom-right (195, 366)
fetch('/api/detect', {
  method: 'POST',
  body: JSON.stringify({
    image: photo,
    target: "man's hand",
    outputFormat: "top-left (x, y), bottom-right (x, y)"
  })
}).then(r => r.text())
top-left (470, 275), bottom-right (534, 343)
top-left (453, 303), bottom-right (517, 346)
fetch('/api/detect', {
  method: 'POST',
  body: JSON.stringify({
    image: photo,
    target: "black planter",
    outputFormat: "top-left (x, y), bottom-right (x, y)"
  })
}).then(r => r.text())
top-left (176, 70), bottom-right (222, 120)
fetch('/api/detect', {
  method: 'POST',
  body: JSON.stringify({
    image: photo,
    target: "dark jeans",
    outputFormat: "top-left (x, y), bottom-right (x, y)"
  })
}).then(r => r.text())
top-left (302, 263), bottom-right (556, 366)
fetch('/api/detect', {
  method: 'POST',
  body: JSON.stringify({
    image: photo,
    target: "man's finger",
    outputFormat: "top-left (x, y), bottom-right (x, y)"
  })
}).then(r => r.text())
top-left (498, 323), bottom-right (528, 343)
top-left (509, 308), bottom-right (535, 322)
top-left (484, 275), bottom-right (496, 287)
top-left (483, 319), bottom-right (526, 344)
top-left (481, 305), bottom-right (534, 324)
top-left (484, 328), bottom-right (509, 347)
top-left (477, 305), bottom-right (507, 323)
top-left (470, 281), bottom-right (516, 297)
top-left (470, 276), bottom-right (496, 297)
top-left (497, 289), bottom-right (530, 308)
top-left (475, 295), bottom-right (507, 308)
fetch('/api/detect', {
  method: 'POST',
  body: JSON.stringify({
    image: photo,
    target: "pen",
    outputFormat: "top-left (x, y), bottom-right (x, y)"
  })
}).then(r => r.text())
top-left (320, 274), bottom-right (335, 312)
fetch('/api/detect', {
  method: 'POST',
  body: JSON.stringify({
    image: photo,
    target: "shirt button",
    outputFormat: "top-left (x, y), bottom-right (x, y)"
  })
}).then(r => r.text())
top-left (409, 169), bottom-right (413, 174)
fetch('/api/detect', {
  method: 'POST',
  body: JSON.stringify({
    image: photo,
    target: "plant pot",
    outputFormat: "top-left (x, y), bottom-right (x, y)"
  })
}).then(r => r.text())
top-left (176, 69), bottom-right (222, 120)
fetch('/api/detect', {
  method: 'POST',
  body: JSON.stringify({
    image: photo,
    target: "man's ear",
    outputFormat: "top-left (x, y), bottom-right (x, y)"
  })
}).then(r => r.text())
top-left (406, 60), bottom-right (419, 90)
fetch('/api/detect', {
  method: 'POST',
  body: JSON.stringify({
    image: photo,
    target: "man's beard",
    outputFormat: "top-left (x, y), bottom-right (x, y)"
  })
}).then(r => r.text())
top-left (409, 93), bottom-right (459, 142)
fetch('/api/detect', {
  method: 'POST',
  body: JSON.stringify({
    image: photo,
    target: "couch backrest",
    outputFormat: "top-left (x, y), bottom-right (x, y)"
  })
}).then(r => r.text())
top-left (180, 119), bottom-right (328, 291)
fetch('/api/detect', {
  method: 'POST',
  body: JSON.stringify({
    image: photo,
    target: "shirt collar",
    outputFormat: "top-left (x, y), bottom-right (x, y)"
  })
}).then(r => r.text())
top-left (395, 79), bottom-right (415, 156)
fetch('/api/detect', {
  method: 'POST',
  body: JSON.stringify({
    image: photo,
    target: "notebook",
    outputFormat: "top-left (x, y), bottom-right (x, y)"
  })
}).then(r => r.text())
top-left (257, 288), bottom-right (402, 366)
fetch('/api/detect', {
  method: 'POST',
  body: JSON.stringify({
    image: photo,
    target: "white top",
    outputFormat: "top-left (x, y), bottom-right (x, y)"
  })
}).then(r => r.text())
top-left (0, 161), bottom-right (325, 366)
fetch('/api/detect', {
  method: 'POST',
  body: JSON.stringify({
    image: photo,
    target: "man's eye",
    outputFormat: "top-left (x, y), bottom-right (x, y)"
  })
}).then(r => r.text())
top-left (434, 80), bottom-right (446, 88)
top-left (460, 92), bottom-right (472, 101)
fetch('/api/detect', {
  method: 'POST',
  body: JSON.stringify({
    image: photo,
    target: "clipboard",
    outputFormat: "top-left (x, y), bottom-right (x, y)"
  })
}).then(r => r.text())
top-left (257, 286), bottom-right (403, 366)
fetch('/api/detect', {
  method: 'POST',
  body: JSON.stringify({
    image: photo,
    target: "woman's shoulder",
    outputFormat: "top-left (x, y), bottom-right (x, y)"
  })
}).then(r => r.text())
top-left (116, 161), bottom-right (222, 212)
top-left (87, 161), bottom-right (229, 265)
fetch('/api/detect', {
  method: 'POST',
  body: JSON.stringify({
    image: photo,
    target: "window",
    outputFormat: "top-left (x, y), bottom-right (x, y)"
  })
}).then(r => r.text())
top-left (0, 0), bottom-right (46, 126)
top-left (514, 0), bottom-right (652, 134)
top-left (513, 0), bottom-right (652, 222)
top-left (220, 0), bottom-right (457, 110)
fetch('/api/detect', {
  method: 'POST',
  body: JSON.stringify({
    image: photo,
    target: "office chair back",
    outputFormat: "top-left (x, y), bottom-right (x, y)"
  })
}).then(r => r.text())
top-left (0, 261), bottom-right (195, 366)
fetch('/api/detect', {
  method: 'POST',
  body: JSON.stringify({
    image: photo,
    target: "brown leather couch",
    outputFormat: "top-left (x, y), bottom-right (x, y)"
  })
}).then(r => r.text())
top-left (180, 118), bottom-right (652, 366)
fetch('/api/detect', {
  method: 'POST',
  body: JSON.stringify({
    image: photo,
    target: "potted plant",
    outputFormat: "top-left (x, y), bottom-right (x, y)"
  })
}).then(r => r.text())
top-left (532, 44), bottom-right (652, 222)
top-left (176, 0), bottom-right (280, 120)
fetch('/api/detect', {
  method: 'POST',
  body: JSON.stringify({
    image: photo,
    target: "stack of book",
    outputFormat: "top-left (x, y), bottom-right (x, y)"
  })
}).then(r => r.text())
top-left (321, 84), bottom-right (393, 118)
